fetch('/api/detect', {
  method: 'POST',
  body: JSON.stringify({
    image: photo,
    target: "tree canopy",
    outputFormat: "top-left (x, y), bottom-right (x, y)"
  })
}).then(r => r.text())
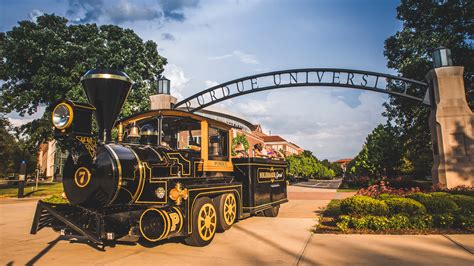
top-left (286, 150), bottom-right (339, 179)
top-left (0, 14), bottom-right (167, 149)
top-left (349, 124), bottom-right (405, 178)
top-left (383, 0), bottom-right (473, 176)
top-left (0, 116), bottom-right (37, 176)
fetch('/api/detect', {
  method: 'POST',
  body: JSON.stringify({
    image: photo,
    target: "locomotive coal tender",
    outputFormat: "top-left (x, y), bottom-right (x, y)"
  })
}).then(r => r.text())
top-left (31, 69), bottom-right (288, 247)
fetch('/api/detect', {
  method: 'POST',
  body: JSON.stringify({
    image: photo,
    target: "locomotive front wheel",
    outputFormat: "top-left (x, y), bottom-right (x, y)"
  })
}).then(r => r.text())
top-left (263, 205), bottom-right (280, 217)
top-left (184, 197), bottom-right (217, 246)
top-left (214, 193), bottom-right (237, 232)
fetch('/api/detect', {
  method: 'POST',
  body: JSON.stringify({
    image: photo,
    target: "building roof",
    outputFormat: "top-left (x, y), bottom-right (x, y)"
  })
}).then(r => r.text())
top-left (262, 135), bottom-right (287, 142)
top-left (289, 142), bottom-right (302, 149)
top-left (335, 158), bottom-right (353, 164)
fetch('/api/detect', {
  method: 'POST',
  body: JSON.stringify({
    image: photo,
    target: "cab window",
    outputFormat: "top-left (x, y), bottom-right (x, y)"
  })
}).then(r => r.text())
top-left (208, 126), bottom-right (229, 160)
top-left (161, 116), bottom-right (201, 151)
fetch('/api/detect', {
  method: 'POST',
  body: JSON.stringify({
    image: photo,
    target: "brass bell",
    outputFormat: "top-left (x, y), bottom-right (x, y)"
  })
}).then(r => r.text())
top-left (129, 123), bottom-right (140, 138)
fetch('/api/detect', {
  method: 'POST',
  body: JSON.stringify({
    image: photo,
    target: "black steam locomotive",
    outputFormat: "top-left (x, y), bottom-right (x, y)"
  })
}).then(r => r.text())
top-left (31, 69), bottom-right (288, 247)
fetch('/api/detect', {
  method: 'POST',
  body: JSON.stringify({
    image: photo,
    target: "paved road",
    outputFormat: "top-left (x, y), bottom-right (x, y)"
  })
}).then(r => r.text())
top-left (0, 186), bottom-right (473, 265)
top-left (294, 179), bottom-right (343, 189)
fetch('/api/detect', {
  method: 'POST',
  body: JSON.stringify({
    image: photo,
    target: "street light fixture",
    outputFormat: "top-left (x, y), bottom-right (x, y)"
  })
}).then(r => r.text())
top-left (157, 76), bottom-right (171, 94)
top-left (432, 47), bottom-right (453, 68)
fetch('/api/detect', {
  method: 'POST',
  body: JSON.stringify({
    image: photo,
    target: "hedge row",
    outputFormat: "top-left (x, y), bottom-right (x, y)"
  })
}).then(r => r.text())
top-left (336, 192), bottom-right (474, 231)
top-left (337, 213), bottom-right (474, 231)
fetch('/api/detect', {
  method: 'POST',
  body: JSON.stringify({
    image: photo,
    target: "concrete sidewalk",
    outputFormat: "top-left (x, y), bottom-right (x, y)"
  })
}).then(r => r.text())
top-left (0, 186), bottom-right (472, 265)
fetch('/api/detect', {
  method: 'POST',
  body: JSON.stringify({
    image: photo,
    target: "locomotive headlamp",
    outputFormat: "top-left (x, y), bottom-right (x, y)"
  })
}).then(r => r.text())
top-left (51, 100), bottom-right (95, 136)
top-left (52, 103), bottom-right (73, 129)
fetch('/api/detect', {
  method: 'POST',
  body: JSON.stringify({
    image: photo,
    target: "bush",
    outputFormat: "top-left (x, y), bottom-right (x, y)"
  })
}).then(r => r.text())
top-left (323, 200), bottom-right (342, 217)
top-left (388, 214), bottom-right (411, 229)
top-left (367, 216), bottom-right (390, 231)
top-left (449, 195), bottom-right (474, 215)
top-left (406, 192), bottom-right (432, 203)
top-left (384, 197), bottom-right (426, 216)
top-left (41, 194), bottom-right (68, 204)
top-left (336, 215), bottom-right (351, 231)
top-left (378, 193), bottom-right (397, 200)
top-left (433, 214), bottom-right (455, 228)
top-left (409, 215), bottom-right (433, 229)
top-left (351, 216), bottom-right (369, 229)
top-left (422, 197), bottom-right (459, 214)
top-left (454, 214), bottom-right (474, 229)
top-left (340, 196), bottom-right (388, 216)
top-left (429, 192), bottom-right (450, 197)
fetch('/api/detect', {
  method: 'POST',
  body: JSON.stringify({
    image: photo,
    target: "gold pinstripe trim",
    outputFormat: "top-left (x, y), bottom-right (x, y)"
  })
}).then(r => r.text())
top-left (105, 144), bottom-right (122, 205)
top-left (128, 147), bottom-right (144, 202)
top-left (135, 162), bottom-right (168, 204)
top-left (81, 73), bottom-right (133, 83)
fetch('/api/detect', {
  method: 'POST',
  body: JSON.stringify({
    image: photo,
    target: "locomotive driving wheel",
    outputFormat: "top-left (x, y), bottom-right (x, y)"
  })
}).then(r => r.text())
top-left (214, 193), bottom-right (237, 232)
top-left (185, 197), bottom-right (217, 246)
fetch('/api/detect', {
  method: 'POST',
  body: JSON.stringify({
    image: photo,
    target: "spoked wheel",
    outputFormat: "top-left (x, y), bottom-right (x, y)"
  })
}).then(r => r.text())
top-left (185, 197), bottom-right (217, 246)
top-left (214, 193), bottom-right (237, 232)
top-left (263, 205), bottom-right (280, 217)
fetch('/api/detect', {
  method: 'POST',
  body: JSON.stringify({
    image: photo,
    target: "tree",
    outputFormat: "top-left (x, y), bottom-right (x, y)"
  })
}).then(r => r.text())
top-left (0, 14), bottom-right (167, 149)
top-left (0, 116), bottom-right (37, 176)
top-left (286, 150), bottom-right (336, 180)
top-left (350, 124), bottom-right (404, 178)
top-left (383, 0), bottom-right (473, 176)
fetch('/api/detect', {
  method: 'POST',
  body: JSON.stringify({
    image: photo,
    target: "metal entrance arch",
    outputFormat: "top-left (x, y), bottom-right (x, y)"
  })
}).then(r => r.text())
top-left (173, 68), bottom-right (430, 112)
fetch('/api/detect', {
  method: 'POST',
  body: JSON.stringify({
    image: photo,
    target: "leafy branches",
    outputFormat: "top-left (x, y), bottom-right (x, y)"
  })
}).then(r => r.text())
top-left (0, 14), bottom-right (167, 148)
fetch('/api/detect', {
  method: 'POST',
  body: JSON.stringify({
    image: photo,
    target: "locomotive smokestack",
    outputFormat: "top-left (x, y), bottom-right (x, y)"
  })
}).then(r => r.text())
top-left (81, 69), bottom-right (133, 142)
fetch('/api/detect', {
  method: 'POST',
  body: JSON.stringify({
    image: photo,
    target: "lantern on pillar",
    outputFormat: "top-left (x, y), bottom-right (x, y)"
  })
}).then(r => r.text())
top-left (432, 47), bottom-right (453, 68)
top-left (157, 76), bottom-right (171, 94)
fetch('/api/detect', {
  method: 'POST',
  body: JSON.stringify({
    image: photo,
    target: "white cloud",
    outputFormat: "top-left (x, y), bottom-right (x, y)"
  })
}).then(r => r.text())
top-left (209, 50), bottom-right (259, 65)
top-left (230, 89), bottom-right (388, 160)
top-left (29, 9), bottom-right (44, 22)
top-left (163, 64), bottom-right (190, 100)
top-left (204, 80), bottom-right (219, 87)
top-left (106, 0), bottom-right (161, 23)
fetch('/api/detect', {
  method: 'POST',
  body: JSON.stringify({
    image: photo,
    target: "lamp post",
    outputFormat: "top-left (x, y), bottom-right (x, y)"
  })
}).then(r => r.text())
top-left (432, 47), bottom-right (453, 68)
top-left (157, 76), bottom-right (171, 95)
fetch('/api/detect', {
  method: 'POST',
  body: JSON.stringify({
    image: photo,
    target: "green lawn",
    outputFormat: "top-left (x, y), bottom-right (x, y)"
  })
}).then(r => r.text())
top-left (337, 188), bottom-right (359, 192)
top-left (0, 182), bottom-right (63, 198)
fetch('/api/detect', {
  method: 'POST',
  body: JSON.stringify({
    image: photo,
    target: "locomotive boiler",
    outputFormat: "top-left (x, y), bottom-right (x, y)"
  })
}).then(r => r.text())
top-left (31, 69), bottom-right (288, 247)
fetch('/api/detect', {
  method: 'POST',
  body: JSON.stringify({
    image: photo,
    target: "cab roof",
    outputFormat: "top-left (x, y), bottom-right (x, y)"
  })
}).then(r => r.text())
top-left (116, 109), bottom-right (232, 130)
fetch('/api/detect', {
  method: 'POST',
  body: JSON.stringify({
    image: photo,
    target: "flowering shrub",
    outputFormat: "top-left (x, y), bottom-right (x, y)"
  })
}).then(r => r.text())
top-left (356, 181), bottom-right (421, 197)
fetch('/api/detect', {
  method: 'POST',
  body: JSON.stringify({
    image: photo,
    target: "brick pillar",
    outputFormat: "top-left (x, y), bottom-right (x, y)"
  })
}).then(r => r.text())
top-left (149, 94), bottom-right (177, 110)
top-left (427, 66), bottom-right (474, 188)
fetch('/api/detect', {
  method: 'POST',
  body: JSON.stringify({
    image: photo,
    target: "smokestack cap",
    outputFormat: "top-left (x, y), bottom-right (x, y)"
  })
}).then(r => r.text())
top-left (81, 69), bottom-right (133, 83)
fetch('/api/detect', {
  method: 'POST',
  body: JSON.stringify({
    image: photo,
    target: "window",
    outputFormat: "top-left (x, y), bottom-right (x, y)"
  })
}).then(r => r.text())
top-left (208, 126), bottom-right (229, 160)
top-left (160, 117), bottom-right (201, 151)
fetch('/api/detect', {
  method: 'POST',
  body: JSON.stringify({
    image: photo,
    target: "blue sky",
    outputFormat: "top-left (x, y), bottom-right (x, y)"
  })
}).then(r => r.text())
top-left (1, 0), bottom-right (403, 160)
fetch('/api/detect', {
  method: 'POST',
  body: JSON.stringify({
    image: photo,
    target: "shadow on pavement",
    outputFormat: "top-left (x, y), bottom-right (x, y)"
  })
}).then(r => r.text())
top-left (26, 236), bottom-right (62, 266)
top-left (233, 224), bottom-right (318, 265)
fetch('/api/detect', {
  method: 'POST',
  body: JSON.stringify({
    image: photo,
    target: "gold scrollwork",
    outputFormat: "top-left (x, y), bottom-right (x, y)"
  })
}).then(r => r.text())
top-left (169, 183), bottom-right (188, 205)
top-left (76, 136), bottom-right (97, 158)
